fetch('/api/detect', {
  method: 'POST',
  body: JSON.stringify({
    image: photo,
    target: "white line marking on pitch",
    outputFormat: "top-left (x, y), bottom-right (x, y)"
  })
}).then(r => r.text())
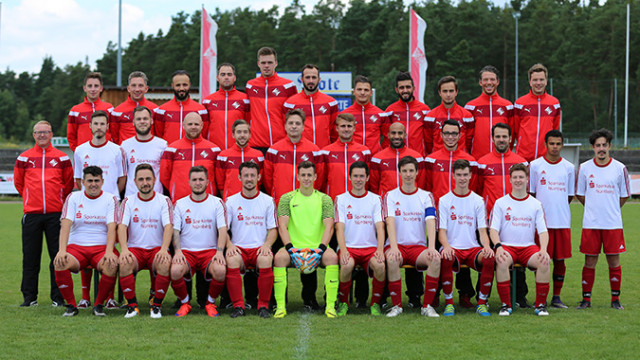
top-left (294, 313), bottom-right (311, 359)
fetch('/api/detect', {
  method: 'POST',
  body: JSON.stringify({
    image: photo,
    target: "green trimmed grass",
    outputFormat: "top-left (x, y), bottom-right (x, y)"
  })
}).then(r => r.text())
top-left (1, 203), bottom-right (639, 359)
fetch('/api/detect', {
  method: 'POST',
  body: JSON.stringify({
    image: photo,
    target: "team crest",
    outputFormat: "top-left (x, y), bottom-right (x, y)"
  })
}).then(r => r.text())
top-left (272, 88), bottom-right (281, 96)
top-left (76, 211), bottom-right (82, 219)
top-left (237, 212), bottom-right (244, 221)
top-left (232, 101), bottom-right (240, 109)
top-left (370, 115), bottom-right (378, 123)
top-left (130, 156), bottom-right (135, 163)
top-left (395, 208), bottom-right (401, 216)
top-left (497, 108), bottom-right (504, 115)
top-left (49, 159), bottom-right (58, 167)
top-left (545, 107), bottom-right (552, 115)
top-left (133, 214), bottom-right (139, 223)
top-left (450, 212), bottom-right (457, 220)
top-left (540, 177), bottom-right (546, 185)
top-left (413, 112), bottom-right (421, 120)
top-left (185, 216), bottom-right (192, 224)
top-left (505, 207), bottom-right (511, 221)
top-left (319, 106), bottom-right (327, 114)
top-left (201, 151), bottom-right (209, 158)
top-left (301, 154), bottom-right (309, 161)
top-left (347, 212), bottom-right (353, 220)
top-left (352, 154), bottom-right (361, 161)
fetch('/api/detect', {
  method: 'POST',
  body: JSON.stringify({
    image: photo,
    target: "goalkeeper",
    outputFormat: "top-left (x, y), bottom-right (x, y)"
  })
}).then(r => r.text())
top-left (273, 161), bottom-right (339, 318)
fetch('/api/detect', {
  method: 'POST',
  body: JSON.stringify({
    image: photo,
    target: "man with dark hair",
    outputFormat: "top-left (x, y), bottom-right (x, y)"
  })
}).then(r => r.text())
top-left (464, 65), bottom-right (514, 159)
top-left (203, 63), bottom-right (250, 150)
top-left (340, 75), bottom-right (389, 153)
top-left (111, 71), bottom-right (159, 144)
top-left (513, 63), bottom-right (561, 162)
top-left (154, 70), bottom-right (209, 144)
top-left (225, 161), bottom-right (277, 318)
top-left (273, 161), bottom-right (339, 318)
top-left (490, 163), bottom-right (550, 317)
top-left (576, 128), bottom-right (629, 310)
top-left (335, 161), bottom-right (386, 316)
top-left (425, 76), bottom-right (474, 154)
top-left (529, 130), bottom-right (575, 308)
top-left (246, 47), bottom-right (297, 152)
top-left (384, 156), bottom-right (441, 318)
top-left (15, 121), bottom-right (74, 307)
top-left (284, 64), bottom-right (339, 148)
top-left (54, 166), bottom-right (119, 317)
top-left (383, 72), bottom-right (431, 156)
top-left (216, 119), bottom-right (264, 200)
top-left (67, 72), bottom-right (114, 151)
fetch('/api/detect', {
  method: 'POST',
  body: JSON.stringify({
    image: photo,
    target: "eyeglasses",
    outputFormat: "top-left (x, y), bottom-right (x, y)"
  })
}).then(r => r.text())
top-left (442, 132), bottom-right (460, 137)
top-left (33, 131), bottom-right (52, 136)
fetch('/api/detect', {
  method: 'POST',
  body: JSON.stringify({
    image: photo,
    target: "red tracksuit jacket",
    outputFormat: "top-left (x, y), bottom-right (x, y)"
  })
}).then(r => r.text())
top-left (202, 87), bottom-right (250, 150)
top-left (215, 144), bottom-right (264, 201)
top-left (464, 93), bottom-right (513, 160)
top-left (425, 102), bottom-right (474, 154)
top-left (477, 149), bottom-right (527, 215)
top-left (110, 96), bottom-right (158, 144)
top-left (513, 91), bottom-right (561, 162)
top-left (283, 91), bottom-right (339, 148)
top-left (383, 99), bottom-right (430, 156)
top-left (370, 146), bottom-right (426, 199)
top-left (340, 102), bottom-right (389, 154)
top-left (67, 97), bottom-right (114, 151)
top-left (320, 140), bottom-right (372, 200)
top-left (424, 147), bottom-right (478, 205)
top-left (153, 97), bottom-right (209, 145)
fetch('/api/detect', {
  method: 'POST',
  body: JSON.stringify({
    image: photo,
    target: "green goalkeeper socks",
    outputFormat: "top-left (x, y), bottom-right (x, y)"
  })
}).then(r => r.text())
top-left (325, 265), bottom-right (339, 309)
top-left (273, 267), bottom-right (287, 310)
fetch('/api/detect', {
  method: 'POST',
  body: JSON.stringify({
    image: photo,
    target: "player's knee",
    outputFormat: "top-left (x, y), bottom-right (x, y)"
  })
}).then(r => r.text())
top-left (170, 266), bottom-right (186, 280)
top-left (322, 249), bottom-right (338, 265)
top-left (256, 255), bottom-right (272, 269)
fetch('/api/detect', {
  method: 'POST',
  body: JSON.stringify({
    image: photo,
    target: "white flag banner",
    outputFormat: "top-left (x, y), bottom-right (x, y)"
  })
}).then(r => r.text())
top-left (409, 9), bottom-right (428, 103)
top-left (200, 7), bottom-right (218, 100)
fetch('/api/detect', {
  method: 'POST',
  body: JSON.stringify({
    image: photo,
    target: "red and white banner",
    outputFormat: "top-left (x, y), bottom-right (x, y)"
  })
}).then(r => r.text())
top-left (409, 9), bottom-right (428, 103)
top-left (200, 7), bottom-right (218, 100)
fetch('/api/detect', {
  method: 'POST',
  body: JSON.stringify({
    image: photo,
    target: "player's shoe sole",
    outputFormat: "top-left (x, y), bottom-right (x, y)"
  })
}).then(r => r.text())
top-left (498, 305), bottom-right (512, 316)
top-left (92, 305), bottom-right (106, 317)
top-left (534, 305), bottom-right (549, 316)
top-left (337, 303), bottom-right (348, 317)
top-left (176, 303), bottom-right (192, 317)
top-left (576, 300), bottom-right (591, 310)
top-left (611, 300), bottom-right (624, 310)
top-left (124, 306), bottom-right (140, 318)
top-left (475, 304), bottom-right (491, 317)
top-left (77, 299), bottom-right (90, 309)
top-left (274, 308), bottom-right (287, 319)
top-left (63, 306), bottom-right (79, 317)
top-left (421, 305), bottom-right (439, 318)
top-left (443, 304), bottom-right (455, 316)
top-left (205, 303), bottom-right (219, 317)
top-left (386, 305), bottom-right (403, 318)
top-left (150, 305), bottom-right (162, 319)
top-left (370, 303), bottom-right (382, 316)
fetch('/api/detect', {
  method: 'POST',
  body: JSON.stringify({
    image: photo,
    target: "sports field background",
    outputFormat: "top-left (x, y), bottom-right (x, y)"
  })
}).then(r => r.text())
top-left (0, 202), bottom-right (638, 359)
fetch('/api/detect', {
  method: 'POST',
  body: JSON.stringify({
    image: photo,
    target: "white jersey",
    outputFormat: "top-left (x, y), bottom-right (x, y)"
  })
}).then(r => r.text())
top-left (384, 187), bottom-right (436, 247)
top-left (61, 191), bottom-right (118, 246)
top-left (335, 191), bottom-right (384, 248)
top-left (119, 192), bottom-right (173, 249)
top-left (529, 156), bottom-right (575, 229)
top-left (226, 191), bottom-right (277, 249)
top-left (438, 191), bottom-right (487, 250)
top-left (576, 158), bottom-right (629, 229)
top-left (490, 194), bottom-right (547, 247)
top-left (173, 194), bottom-right (227, 251)
top-left (74, 141), bottom-right (126, 199)
top-left (121, 136), bottom-right (167, 198)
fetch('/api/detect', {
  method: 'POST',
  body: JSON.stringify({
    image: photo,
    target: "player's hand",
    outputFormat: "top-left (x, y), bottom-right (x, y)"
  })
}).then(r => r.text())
top-left (290, 252), bottom-right (304, 269)
top-left (481, 246), bottom-right (495, 259)
top-left (286, 246), bottom-right (300, 255)
top-left (311, 247), bottom-right (324, 255)
top-left (172, 251), bottom-right (187, 265)
top-left (227, 244), bottom-right (242, 257)
top-left (441, 246), bottom-right (455, 261)
top-left (119, 249), bottom-right (135, 265)
top-left (102, 251), bottom-right (118, 266)
top-left (257, 244), bottom-right (273, 257)
top-left (155, 249), bottom-right (171, 265)
top-left (536, 250), bottom-right (550, 267)
top-left (426, 248), bottom-right (441, 261)
top-left (374, 249), bottom-right (385, 263)
top-left (339, 249), bottom-right (352, 266)
top-left (54, 251), bottom-right (68, 268)
top-left (495, 247), bottom-right (510, 264)
top-left (213, 251), bottom-right (226, 266)
top-left (386, 247), bottom-right (401, 262)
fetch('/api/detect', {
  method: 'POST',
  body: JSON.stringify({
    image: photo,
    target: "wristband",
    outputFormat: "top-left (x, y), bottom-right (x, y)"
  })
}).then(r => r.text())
top-left (494, 243), bottom-right (503, 249)
top-left (285, 243), bottom-right (293, 251)
top-left (319, 244), bottom-right (327, 252)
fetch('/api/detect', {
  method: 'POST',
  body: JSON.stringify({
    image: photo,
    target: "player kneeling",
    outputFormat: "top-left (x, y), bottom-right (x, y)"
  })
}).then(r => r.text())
top-left (170, 166), bottom-right (228, 317)
top-left (438, 160), bottom-right (494, 317)
top-left (225, 162), bottom-right (277, 318)
top-left (335, 161), bottom-right (386, 316)
top-left (273, 161), bottom-right (340, 318)
top-left (490, 164), bottom-right (551, 316)
top-left (54, 166), bottom-right (119, 317)
top-left (384, 156), bottom-right (441, 318)
top-left (117, 164), bottom-right (173, 318)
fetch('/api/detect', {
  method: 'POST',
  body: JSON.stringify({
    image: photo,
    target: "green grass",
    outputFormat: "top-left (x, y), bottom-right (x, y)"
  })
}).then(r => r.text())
top-left (1, 203), bottom-right (639, 359)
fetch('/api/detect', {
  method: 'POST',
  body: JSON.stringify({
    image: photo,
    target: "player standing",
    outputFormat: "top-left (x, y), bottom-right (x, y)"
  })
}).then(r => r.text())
top-left (117, 164), bottom-right (173, 318)
top-left (529, 130), bottom-right (575, 308)
top-left (490, 164), bottom-right (550, 316)
top-left (384, 156), bottom-right (441, 318)
top-left (438, 159), bottom-right (494, 317)
top-left (67, 72), bottom-right (114, 151)
top-left (110, 71), bottom-right (158, 144)
top-left (170, 166), bottom-right (228, 317)
top-left (335, 161), bottom-right (386, 316)
top-left (273, 161), bottom-right (339, 318)
top-left (425, 76), bottom-right (474, 153)
top-left (53, 166), bottom-right (119, 316)
top-left (576, 129), bottom-right (629, 310)
top-left (225, 161), bottom-right (277, 318)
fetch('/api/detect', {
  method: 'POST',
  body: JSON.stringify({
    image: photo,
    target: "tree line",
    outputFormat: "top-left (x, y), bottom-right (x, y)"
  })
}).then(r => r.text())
top-left (1, 0), bottom-right (638, 144)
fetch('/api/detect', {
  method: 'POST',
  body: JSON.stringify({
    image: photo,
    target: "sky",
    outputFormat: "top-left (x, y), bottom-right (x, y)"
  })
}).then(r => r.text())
top-left (0, 0), bottom-right (510, 74)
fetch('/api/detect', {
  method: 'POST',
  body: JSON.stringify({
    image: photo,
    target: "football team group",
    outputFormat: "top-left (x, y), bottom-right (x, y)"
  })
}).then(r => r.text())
top-left (15, 47), bottom-right (629, 319)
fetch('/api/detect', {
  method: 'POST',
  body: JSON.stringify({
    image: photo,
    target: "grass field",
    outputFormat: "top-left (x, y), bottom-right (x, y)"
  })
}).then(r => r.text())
top-left (1, 202), bottom-right (639, 359)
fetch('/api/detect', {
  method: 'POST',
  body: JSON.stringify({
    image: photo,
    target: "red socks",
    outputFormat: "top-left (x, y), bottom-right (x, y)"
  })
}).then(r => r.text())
top-left (422, 275), bottom-right (439, 308)
top-left (552, 260), bottom-right (566, 297)
top-left (152, 274), bottom-right (171, 306)
top-left (120, 274), bottom-right (137, 306)
top-left (609, 266), bottom-right (621, 301)
top-left (55, 270), bottom-right (76, 307)
top-left (94, 274), bottom-right (116, 306)
top-left (81, 269), bottom-right (92, 301)
top-left (370, 278), bottom-right (385, 306)
top-left (497, 280), bottom-right (511, 307)
top-left (258, 268), bottom-right (274, 309)
top-left (338, 279), bottom-right (353, 304)
top-left (208, 279), bottom-right (225, 304)
top-left (171, 276), bottom-right (189, 303)
top-left (535, 282), bottom-right (549, 308)
top-left (226, 268), bottom-right (244, 308)
top-left (440, 258), bottom-right (454, 305)
top-left (389, 280), bottom-right (402, 307)
top-left (582, 267), bottom-right (595, 301)
top-left (478, 256), bottom-right (495, 305)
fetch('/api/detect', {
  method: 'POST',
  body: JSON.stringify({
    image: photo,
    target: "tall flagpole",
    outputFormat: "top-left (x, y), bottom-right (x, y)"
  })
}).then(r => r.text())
top-left (408, 7), bottom-right (412, 74)
top-left (117, 0), bottom-right (122, 86)
top-left (199, 4), bottom-right (204, 102)
top-left (624, 1), bottom-right (630, 148)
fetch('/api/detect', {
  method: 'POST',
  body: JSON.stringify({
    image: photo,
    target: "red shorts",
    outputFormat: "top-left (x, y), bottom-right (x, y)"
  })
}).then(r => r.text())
top-left (502, 245), bottom-right (540, 268)
top-left (67, 244), bottom-right (119, 272)
top-left (346, 247), bottom-right (377, 277)
top-left (385, 244), bottom-right (428, 270)
top-left (449, 247), bottom-right (483, 272)
top-left (580, 229), bottom-right (626, 255)
top-left (237, 246), bottom-right (262, 271)
top-left (183, 249), bottom-right (217, 278)
top-left (129, 247), bottom-right (161, 272)
top-left (547, 229), bottom-right (572, 260)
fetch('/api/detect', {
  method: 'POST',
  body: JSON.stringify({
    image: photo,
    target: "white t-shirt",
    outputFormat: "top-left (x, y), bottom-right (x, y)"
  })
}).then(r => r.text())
top-left (529, 156), bottom-right (575, 229)
top-left (490, 194), bottom-right (547, 247)
top-left (438, 191), bottom-right (487, 250)
top-left (335, 191), bottom-right (384, 248)
top-left (384, 187), bottom-right (436, 247)
top-left (576, 158), bottom-right (629, 229)
top-left (74, 141), bottom-right (126, 199)
top-left (61, 191), bottom-right (118, 246)
top-left (226, 191), bottom-right (277, 249)
top-left (119, 192), bottom-right (173, 249)
top-left (120, 136), bottom-right (167, 198)
top-left (173, 194), bottom-right (227, 251)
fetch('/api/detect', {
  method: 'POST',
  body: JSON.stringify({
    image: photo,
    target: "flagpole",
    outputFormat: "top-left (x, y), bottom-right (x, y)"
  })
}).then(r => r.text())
top-left (408, 7), bottom-right (412, 73)
top-left (199, 4), bottom-right (204, 102)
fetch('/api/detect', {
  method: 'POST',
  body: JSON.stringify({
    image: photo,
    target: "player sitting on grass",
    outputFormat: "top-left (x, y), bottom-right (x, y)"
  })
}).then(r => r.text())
top-left (335, 161), bottom-right (386, 316)
top-left (273, 161), bottom-right (339, 318)
top-left (438, 159), bottom-right (494, 317)
top-left (490, 163), bottom-right (550, 316)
